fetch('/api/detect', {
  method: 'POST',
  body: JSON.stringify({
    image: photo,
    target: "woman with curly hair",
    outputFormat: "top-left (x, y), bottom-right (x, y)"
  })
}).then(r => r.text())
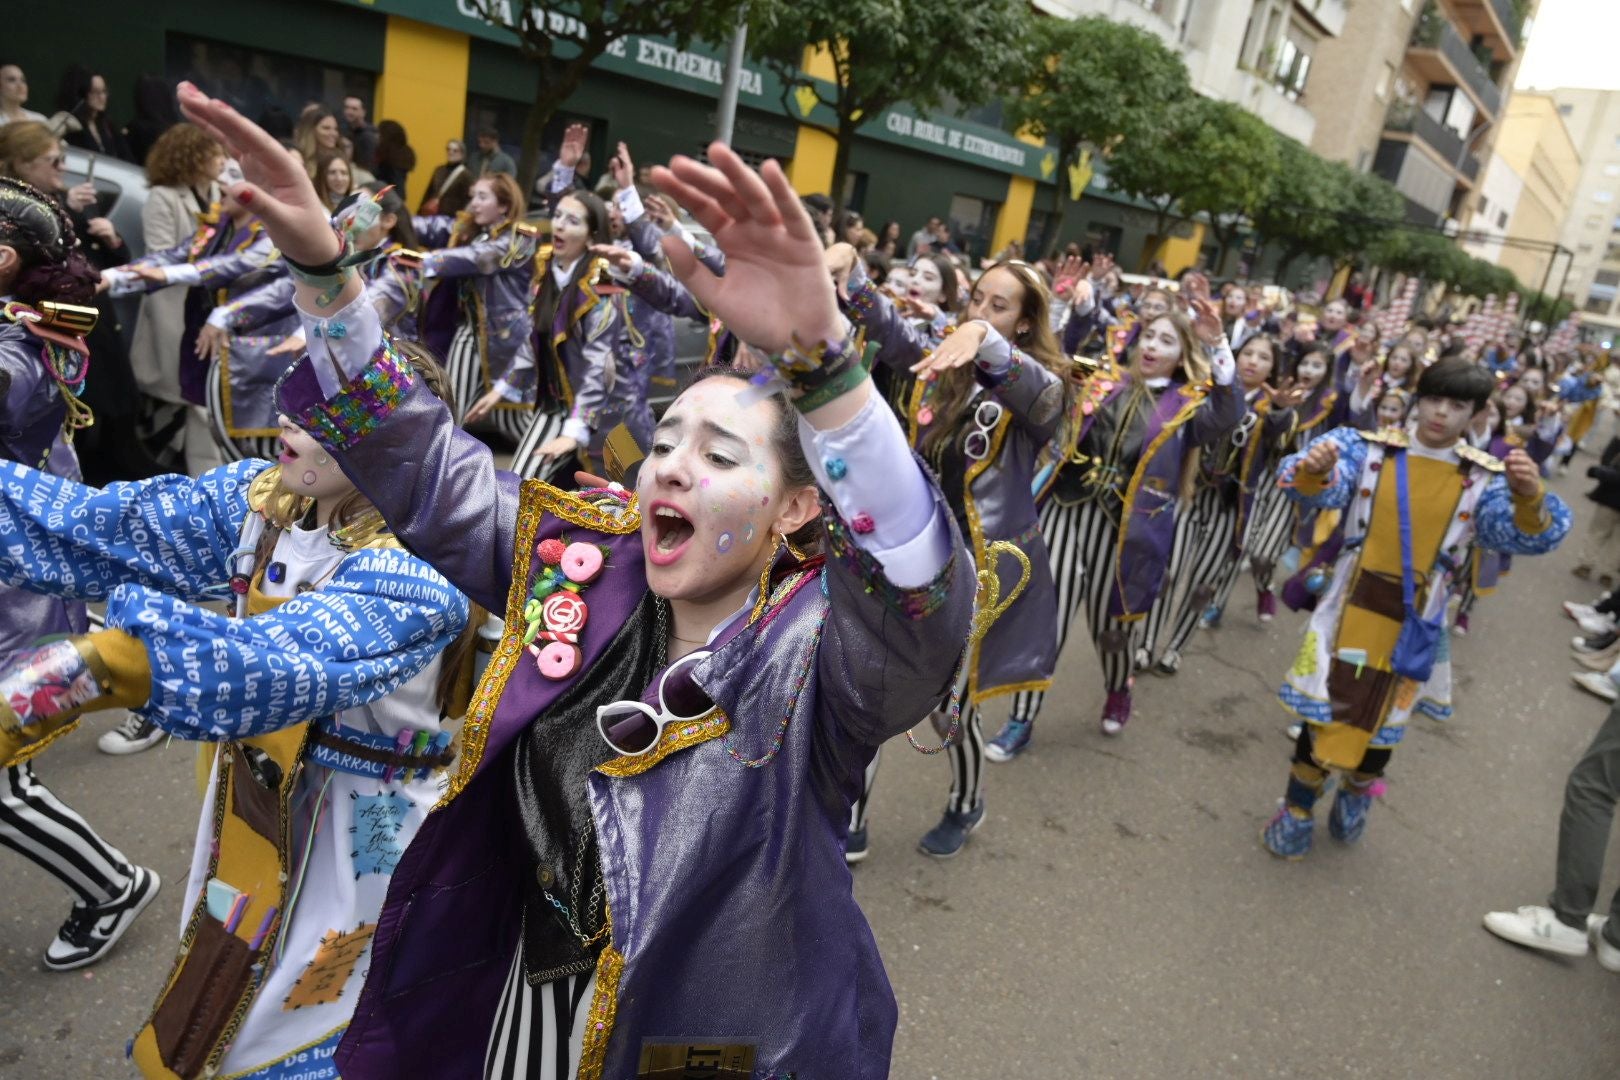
top-left (130, 122), bottom-right (225, 467)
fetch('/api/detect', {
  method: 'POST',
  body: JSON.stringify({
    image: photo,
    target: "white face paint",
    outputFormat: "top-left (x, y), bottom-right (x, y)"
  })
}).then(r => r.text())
top-left (1137, 316), bottom-right (1183, 379)
top-left (637, 378), bottom-right (813, 605)
top-left (1296, 353), bottom-right (1328, 390)
top-left (909, 260), bottom-right (944, 305)
top-left (550, 195), bottom-right (592, 261)
top-left (276, 417), bottom-right (355, 504)
top-left (1376, 393), bottom-right (1407, 428)
top-left (1223, 288), bottom-right (1247, 318)
top-left (1321, 300), bottom-right (1348, 333)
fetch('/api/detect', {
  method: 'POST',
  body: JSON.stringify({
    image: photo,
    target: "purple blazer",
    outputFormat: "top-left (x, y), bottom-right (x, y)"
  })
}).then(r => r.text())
top-left (276, 338), bottom-right (973, 1079)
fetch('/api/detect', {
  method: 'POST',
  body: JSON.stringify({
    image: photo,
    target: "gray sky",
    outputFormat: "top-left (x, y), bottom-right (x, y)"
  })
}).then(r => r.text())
top-left (1516, 0), bottom-right (1620, 91)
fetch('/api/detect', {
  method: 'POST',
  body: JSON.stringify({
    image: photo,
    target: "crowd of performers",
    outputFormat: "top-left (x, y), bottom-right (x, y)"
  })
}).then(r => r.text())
top-left (0, 80), bottom-right (1613, 1079)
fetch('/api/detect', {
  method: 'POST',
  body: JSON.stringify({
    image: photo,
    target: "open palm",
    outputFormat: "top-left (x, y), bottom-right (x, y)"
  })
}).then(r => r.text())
top-left (651, 144), bottom-right (842, 354)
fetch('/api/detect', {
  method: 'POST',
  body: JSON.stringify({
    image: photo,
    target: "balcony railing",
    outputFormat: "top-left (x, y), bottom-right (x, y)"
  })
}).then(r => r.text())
top-left (1293, 0), bottom-right (1348, 37)
top-left (1385, 103), bottom-right (1464, 165)
top-left (1488, 0), bottom-right (1525, 47)
top-left (1410, 4), bottom-right (1503, 117)
top-left (1459, 152), bottom-right (1481, 183)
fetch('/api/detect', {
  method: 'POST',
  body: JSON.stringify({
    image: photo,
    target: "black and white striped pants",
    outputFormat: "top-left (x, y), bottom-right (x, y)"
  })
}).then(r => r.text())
top-left (1008, 499), bottom-right (1134, 725)
top-left (1158, 487), bottom-right (1239, 662)
top-left (0, 762), bottom-right (133, 905)
top-left (204, 361), bottom-right (281, 464)
top-left (1210, 476), bottom-right (1295, 614)
top-left (484, 941), bottom-right (594, 1080)
top-left (447, 322), bottom-right (536, 445)
top-left (850, 661), bottom-right (985, 827)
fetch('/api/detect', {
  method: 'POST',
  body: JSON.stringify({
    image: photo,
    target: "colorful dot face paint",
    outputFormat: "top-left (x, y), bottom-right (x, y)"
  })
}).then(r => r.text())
top-left (700, 478), bottom-right (710, 488)
top-left (716, 531), bottom-right (734, 553)
top-left (742, 523), bottom-right (755, 543)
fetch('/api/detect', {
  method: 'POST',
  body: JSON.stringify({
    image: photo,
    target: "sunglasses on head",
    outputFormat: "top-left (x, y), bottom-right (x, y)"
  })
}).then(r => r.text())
top-left (595, 649), bottom-right (715, 756)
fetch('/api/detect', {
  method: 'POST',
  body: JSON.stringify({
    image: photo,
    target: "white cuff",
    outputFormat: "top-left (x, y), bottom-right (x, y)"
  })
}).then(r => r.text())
top-left (206, 307), bottom-right (233, 331)
top-left (799, 392), bottom-right (949, 588)
top-left (493, 378), bottom-right (525, 404)
top-left (103, 270), bottom-right (141, 297)
top-left (164, 263), bottom-right (202, 287)
top-left (562, 417), bottom-right (591, 444)
top-left (615, 185), bottom-right (644, 226)
top-left (550, 163), bottom-right (575, 193)
top-left (1206, 338), bottom-right (1235, 386)
top-left (607, 250), bottom-right (644, 282)
top-left (294, 288), bottom-right (385, 397)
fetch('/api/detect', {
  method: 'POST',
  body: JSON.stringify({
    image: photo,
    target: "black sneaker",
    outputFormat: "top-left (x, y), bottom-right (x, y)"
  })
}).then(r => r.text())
top-left (97, 712), bottom-right (163, 755)
top-left (43, 866), bottom-right (161, 971)
top-left (844, 826), bottom-right (869, 865)
top-left (917, 800), bottom-right (985, 859)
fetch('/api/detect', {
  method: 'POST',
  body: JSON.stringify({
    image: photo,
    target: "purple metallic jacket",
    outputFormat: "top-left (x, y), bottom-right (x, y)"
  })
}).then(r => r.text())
top-left (843, 267), bottom-right (1065, 702)
top-left (416, 216), bottom-right (540, 399)
top-left (0, 314), bottom-right (87, 656)
top-left (276, 323), bottom-right (973, 1079)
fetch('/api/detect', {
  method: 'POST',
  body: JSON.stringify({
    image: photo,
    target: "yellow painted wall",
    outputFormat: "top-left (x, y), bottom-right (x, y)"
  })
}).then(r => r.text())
top-left (374, 17), bottom-right (470, 210)
top-left (992, 176), bottom-right (1037, 255)
top-left (787, 44), bottom-right (841, 196)
top-left (1151, 223), bottom-right (1206, 276)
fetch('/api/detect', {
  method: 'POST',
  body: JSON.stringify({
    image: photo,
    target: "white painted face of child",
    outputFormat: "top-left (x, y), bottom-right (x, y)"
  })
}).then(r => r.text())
top-left (1136, 316), bottom-right (1183, 380)
top-left (276, 417), bottom-right (356, 503)
top-left (551, 195), bottom-right (593, 261)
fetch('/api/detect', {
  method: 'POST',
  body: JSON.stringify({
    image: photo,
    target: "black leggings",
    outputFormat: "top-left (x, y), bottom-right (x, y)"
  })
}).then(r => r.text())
top-left (1292, 725), bottom-right (1392, 778)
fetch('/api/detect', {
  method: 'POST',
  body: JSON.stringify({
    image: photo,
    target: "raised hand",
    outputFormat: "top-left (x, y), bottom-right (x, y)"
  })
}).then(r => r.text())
top-left (608, 141), bottom-right (634, 191)
top-left (1182, 271), bottom-right (1212, 306)
top-left (1300, 438), bottom-right (1339, 476)
top-left (194, 323), bottom-right (229, 362)
top-left (643, 193), bottom-right (676, 231)
top-left (176, 82), bottom-right (337, 267)
top-left (1188, 296), bottom-right (1224, 345)
top-left (911, 321), bottom-right (987, 381)
top-left (651, 143), bottom-right (843, 353)
top-left (1503, 448), bottom-right (1543, 498)
top-left (823, 241), bottom-right (858, 300)
top-left (588, 242), bottom-right (636, 274)
top-left (1356, 357), bottom-right (1382, 395)
top-left (1263, 376), bottom-right (1308, 410)
top-left (558, 123), bottom-right (589, 170)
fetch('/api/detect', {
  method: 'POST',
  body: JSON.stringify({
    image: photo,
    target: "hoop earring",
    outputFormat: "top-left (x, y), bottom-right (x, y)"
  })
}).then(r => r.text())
top-left (750, 533), bottom-right (786, 624)
top-left (782, 532), bottom-right (811, 562)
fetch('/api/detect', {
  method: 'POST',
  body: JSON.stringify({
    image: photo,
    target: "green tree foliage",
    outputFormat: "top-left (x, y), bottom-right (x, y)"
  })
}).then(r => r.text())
top-left (751, 0), bottom-right (1033, 217)
top-left (1003, 16), bottom-right (1190, 257)
top-left (464, 0), bottom-right (750, 197)
top-left (1182, 101), bottom-right (1281, 275)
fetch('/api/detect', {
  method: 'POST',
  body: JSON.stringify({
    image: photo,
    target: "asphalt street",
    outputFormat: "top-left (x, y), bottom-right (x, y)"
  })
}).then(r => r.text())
top-left (4, 456), bottom-right (1619, 1079)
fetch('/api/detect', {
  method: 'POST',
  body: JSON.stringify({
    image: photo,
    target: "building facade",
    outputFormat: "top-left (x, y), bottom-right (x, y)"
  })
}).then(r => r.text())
top-left (1545, 89), bottom-right (1620, 338)
top-left (1462, 92), bottom-right (1577, 296)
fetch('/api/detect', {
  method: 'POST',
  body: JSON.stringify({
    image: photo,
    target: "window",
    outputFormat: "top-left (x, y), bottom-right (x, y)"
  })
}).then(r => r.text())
top-left (167, 34), bottom-right (373, 126)
top-left (1376, 63), bottom-right (1395, 102)
top-left (1478, 196), bottom-right (1489, 216)
top-left (1585, 294), bottom-right (1612, 315)
top-left (1597, 191), bottom-right (1616, 204)
top-left (1606, 243), bottom-right (1620, 261)
top-left (946, 194), bottom-right (999, 264)
top-left (1596, 270), bottom-right (1620, 287)
top-left (1580, 244), bottom-right (1595, 254)
top-left (1497, 210), bottom-right (1508, 229)
top-left (1560, 104), bottom-right (1574, 116)
top-left (1272, 38), bottom-right (1311, 101)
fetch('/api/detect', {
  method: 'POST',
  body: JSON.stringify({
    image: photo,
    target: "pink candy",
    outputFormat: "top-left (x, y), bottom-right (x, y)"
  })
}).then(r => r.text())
top-left (560, 542), bottom-right (604, 584)
top-left (535, 640), bottom-right (583, 679)
top-left (543, 592), bottom-right (590, 635)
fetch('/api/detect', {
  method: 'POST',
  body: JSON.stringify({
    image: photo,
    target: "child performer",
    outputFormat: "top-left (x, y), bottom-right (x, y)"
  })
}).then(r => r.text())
top-left (1261, 358), bottom-right (1571, 859)
top-left (990, 278), bottom-right (1242, 753)
top-left (174, 82), bottom-right (973, 1079)
top-left (0, 344), bottom-right (473, 1078)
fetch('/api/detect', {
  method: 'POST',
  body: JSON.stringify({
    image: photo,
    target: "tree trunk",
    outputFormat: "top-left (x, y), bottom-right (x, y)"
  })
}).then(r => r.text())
top-left (1041, 142), bottom-right (1076, 260)
top-left (1275, 246), bottom-right (1303, 287)
top-left (1142, 204), bottom-right (1175, 272)
top-left (829, 113), bottom-right (857, 220)
top-left (517, 54), bottom-right (599, 207)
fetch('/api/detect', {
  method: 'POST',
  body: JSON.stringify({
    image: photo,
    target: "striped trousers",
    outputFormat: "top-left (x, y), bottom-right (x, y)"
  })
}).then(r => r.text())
top-left (850, 656), bottom-right (985, 829)
top-left (484, 941), bottom-right (595, 1079)
top-left (1211, 473), bottom-right (1295, 614)
top-left (0, 762), bottom-right (133, 905)
top-left (1158, 487), bottom-right (1239, 663)
top-left (447, 322), bottom-right (537, 445)
top-left (1008, 499), bottom-right (1135, 725)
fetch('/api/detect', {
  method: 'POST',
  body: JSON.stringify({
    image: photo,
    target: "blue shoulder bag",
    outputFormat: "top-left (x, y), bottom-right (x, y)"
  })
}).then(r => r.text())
top-left (1390, 448), bottom-right (1446, 683)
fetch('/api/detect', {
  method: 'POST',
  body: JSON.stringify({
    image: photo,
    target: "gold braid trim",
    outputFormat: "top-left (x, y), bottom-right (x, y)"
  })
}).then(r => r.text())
top-left (576, 945), bottom-right (625, 1080)
top-left (441, 482), bottom-right (640, 806)
top-left (596, 708), bottom-right (728, 779)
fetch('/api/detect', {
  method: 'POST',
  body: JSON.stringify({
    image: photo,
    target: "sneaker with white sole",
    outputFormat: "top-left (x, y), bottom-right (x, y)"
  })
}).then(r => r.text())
top-left (97, 713), bottom-right (163, 755)
top-left (1571, 671), bottom-right (1619, 703)
top-left (43, 866), bottom-right (161, 971)
top-left (1482, 904), bottom-right (1589, 957)
top-left (1576, 611), bottom-right (1618, 637)
top-left (1564, 601), bottom-right (1601, 623)
top-left (1587, 915), bottom-right (1620, 973)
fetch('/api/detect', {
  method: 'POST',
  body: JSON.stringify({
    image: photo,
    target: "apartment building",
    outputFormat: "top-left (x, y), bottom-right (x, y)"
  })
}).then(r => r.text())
top-left (1462, 93), bottom-right (1579, 295)
top-left (1546, 89), bottom-right (1620, 337)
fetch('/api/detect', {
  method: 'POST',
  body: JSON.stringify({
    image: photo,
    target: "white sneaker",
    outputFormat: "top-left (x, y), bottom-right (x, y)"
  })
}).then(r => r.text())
top-left (1576, 612), bottom-right (1618, 637)
top-left (97, 713), bottom-right (163, 755)
top-left (1565, 601), bottom-right (1600, 623)
top-left (1285, 721), bottom-right (1304, 742)
top-left (1589, 915), bottom-right (1620, 973)
top-left (1571, 671), bottom-right (1619, 703)
top-left (1483, 904), bottom-right (1590, 957)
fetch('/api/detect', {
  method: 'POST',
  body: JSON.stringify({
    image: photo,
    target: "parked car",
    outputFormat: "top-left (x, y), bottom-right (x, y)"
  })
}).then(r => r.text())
top-left (61, 145), bottom-right (150, 258)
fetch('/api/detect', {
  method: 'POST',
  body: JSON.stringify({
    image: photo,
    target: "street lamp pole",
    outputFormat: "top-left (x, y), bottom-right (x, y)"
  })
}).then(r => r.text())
top-left (714, 13), bottom-right (749, 146)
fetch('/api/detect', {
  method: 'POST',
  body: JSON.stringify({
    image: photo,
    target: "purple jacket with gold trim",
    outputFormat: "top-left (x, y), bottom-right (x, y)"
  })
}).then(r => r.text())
top-left (276, 336), bottom-right (973, 1079)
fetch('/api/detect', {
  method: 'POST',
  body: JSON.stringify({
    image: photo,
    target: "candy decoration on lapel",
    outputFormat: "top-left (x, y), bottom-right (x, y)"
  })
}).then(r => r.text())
top-left (522, 536), bottom-right (612, 680)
